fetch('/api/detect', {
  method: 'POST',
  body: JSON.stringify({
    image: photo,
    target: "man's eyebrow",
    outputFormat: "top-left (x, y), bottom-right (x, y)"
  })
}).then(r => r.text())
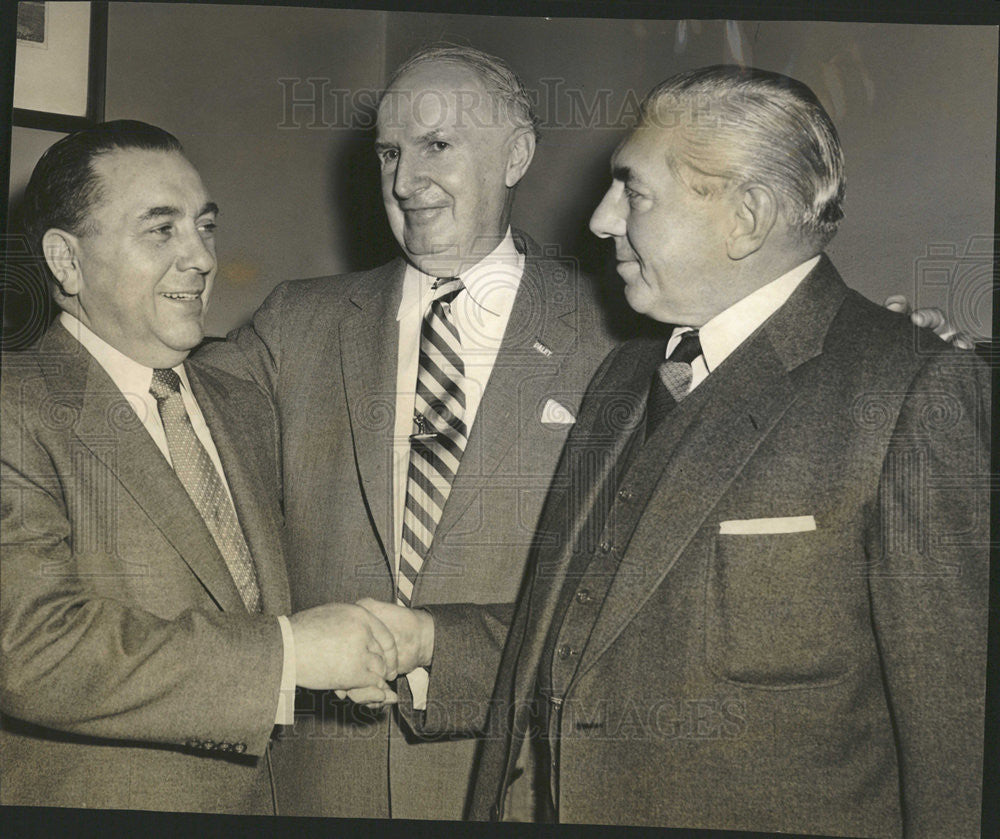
top-left (136, 202), bottom-right (218, 222)
top-left (415, 129), bottom-right (448, 144)
top-left (137, 205), bottom-right (181, 222)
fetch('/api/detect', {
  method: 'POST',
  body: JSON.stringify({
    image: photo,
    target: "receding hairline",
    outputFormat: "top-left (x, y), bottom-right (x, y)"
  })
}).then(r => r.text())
top-left (76, 148), bottom-right (212, 231)
top-left (378, 47), bottom-right (539, 140)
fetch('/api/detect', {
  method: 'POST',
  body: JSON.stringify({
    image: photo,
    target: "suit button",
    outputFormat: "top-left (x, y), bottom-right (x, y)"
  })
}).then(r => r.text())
top-left (234, 743), bottom-right (247, 754)
top-left (218, 742), bottom-right (232, 752)
top-left (203, 739), bottom-right (216, 750)
top-left (575, 589), bottom-right (592, 604)
top-left (617, 488), bottom-right (633, 501)
top-left (599, 541), bottom-right (611, 553)
top-left (185, 739), bottom-right (198, 749)
top-left (557, 645), bottom-right (575, 660)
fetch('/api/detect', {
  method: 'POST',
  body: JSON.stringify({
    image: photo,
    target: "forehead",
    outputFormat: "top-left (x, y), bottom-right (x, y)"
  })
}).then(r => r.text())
top-left (88, 149), bottom-right (209, 220)
top-left (611, 126), bottom-right (675, 181)
top-left (377, 61), bottom-right (498, 137)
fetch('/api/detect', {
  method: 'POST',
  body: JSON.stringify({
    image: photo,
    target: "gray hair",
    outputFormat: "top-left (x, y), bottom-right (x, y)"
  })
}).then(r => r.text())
top-left (381, 45), bottom-right (539, 140)
top-left (640, 65), bottom-right (845, 248)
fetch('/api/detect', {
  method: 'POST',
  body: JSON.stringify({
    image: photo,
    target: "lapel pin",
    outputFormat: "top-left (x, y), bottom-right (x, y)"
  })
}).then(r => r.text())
top-left (532, 339), bottom-right (553, 357)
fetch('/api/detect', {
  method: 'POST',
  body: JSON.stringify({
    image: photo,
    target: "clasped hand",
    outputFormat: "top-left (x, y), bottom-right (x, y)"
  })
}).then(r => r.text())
top-left (287, 600), bottom-right (434, 706)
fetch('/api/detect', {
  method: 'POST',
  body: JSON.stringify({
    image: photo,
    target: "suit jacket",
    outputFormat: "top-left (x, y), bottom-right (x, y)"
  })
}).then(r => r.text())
top-left (419, 257), bottom-right (990, 837)
top-left (197, 230), bottom-right (617, 819)
top-left (0, 323), bottom-right (290, 814)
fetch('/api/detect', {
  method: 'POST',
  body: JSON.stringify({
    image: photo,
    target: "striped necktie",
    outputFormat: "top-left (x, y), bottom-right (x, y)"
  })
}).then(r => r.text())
top-left (397, 278), bottom-right (467, 607)
top-left (149, 368), bottom-right (262, 612)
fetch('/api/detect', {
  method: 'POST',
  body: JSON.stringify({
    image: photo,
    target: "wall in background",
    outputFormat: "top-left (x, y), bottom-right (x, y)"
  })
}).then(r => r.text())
top-left (103, 2), bottom-right (392, 333)
top-left (7, 5), bottom-right (996, 339)
top-left (386, 15), bottom-right (997, 339)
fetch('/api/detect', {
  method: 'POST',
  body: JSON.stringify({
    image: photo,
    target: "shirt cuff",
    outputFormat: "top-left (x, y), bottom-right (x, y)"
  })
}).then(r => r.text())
top-left (406, 666), bottom-right (430, 711)
top-left (274, 615), bottom-right (296, 725)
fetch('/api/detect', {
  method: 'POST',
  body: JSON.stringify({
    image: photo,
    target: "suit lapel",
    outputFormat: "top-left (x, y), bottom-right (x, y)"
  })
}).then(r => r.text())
top-left (338, 260), bottom-right (405, 566)
top-left (187, 363), bottom-right (290, 615)
top-left (40, 326), bottom-right (247, 612)
top-left (417, 237), bottom-right (582, 586)
top-left (574, 257), bottom-right (849, 679)
top-left (508, 341), bottom-right (654, 701)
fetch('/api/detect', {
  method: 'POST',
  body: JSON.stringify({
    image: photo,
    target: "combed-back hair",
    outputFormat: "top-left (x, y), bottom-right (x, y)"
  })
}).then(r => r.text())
top-left (640, 65), bottom-right (845, 248)
top-left (21, 119), bottom-right (183, 255)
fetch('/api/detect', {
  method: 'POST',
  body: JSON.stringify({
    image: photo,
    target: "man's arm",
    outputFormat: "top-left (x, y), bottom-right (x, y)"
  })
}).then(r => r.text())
top-left (866, 352), bottom-right (990, 837)
top-left (356, 598), bottom-right (515, 736)
top-left (196, 281), bottom-right (294, 391)
top-left (0, 401), bottom-right (397, 755)
top-left (0, 437), bottom-right (284, 756)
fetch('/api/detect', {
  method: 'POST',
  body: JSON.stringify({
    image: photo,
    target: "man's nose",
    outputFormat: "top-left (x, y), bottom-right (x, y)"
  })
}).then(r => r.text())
top-left (176, 227), bottom-right (216, 275)
top-left (392, 151), bottom-right (427, 200)
top-left (589, 185), bottom-right (627, 239)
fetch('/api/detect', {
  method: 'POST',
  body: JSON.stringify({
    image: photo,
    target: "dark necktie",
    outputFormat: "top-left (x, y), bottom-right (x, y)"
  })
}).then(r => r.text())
top-left (397, 278), bottom-right (467, 607)
top-left (645, 329), bottom-right (702, 440)
top-left (149, 368), bottom-right (262, 612)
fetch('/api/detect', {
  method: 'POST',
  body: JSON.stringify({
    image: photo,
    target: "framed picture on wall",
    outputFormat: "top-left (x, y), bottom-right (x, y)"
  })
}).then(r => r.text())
top-left (12, 1), bottom-right (107, 131)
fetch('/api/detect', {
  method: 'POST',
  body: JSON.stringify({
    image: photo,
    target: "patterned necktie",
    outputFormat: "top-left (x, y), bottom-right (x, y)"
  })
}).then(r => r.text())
top-left (645, 329), bottom-right (702, 440)
top-left (149, 368), bottom-right (262, 612)
top-left (397, 278), bottom-right (467, 607)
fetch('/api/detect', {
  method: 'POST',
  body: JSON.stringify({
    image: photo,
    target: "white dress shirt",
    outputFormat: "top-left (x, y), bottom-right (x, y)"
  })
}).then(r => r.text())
top-left (666, 255), bottom-right (821, 390)
top-left (59, 313), bottom-right (295, 724)
top-left (392, 229), bottom-right (525, 707)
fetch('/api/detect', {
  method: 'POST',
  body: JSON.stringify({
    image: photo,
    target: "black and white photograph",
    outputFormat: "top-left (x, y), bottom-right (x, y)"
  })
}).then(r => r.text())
top-left (16, 2), bottom-right (46, 46)
top-left (10, 1), bottom-right (97, 120)
top-left (1, 2), bottom-right (996, 837)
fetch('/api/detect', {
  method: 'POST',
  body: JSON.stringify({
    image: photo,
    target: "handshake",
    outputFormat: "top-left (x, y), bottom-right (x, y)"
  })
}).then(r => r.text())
top-left (287, 598), bottom-right (434, 705)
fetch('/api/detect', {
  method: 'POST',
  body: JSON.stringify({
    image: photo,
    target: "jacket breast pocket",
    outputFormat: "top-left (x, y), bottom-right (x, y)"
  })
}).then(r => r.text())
top-left (704, 528), bottom-right (857, 690)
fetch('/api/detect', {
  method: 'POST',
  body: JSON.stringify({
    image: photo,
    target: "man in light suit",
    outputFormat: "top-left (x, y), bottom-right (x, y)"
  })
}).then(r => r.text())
top-left (198, 46), bottom-right (618, 819)
top-left (371, 66), bottom-right (991, 835)
top-left (0, 121), bottom-right (398, 814)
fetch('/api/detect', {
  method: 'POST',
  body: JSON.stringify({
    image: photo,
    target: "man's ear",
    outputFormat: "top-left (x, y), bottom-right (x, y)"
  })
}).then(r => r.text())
top-left (41, 228), bottom-right (84, 296)
top-left (504, 128), bottom-right (536, 188)
top-left (727, 184), bottom-right (778, 260)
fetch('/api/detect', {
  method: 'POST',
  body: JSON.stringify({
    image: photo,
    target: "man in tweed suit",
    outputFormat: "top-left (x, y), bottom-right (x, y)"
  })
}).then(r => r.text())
top-left (372, 65), bottom-right (990, 836)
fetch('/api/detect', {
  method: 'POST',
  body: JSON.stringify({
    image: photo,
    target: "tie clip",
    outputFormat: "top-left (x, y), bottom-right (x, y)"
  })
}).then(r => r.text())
top-left (410, 411), bottom-right (438, 443)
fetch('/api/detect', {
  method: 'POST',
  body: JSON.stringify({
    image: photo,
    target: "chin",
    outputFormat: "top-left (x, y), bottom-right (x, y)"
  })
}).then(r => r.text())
top-left (622, 284), bottom-right (654, 317)
top-left (162, 327), bottom-right (205, 356)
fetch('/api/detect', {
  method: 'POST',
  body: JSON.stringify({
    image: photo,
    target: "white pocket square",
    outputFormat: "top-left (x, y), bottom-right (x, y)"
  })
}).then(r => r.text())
top-left (541, 398), bottom-right (575, 426)
top-left (719, 515), bottom-right (817, 535)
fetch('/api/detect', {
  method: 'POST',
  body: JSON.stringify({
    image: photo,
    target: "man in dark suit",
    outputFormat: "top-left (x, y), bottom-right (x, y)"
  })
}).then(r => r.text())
top-left (371, 66), bottom-right (991, 836)
top-left (0, 121), bottom-right (398, 814)
top-left (198, 46), bottom-right (617, 819)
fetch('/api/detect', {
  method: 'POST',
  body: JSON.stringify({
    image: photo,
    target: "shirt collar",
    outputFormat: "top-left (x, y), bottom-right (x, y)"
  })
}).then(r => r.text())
top-left (59, 311), bottom-right (191, 396)
top-left (677, 255), bottom-right (821, 372)
top-left (397, 227), bottom-right (523, 321)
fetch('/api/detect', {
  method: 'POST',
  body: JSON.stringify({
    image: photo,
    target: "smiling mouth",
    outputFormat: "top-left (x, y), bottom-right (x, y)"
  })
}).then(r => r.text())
top-left (160, 292), bottom-right (202, 301)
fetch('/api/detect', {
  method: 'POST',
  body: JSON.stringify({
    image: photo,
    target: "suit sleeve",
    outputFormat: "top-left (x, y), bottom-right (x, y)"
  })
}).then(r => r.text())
top-left (196, 281), bottom-right (292, 394)
top-left (398, 342), bottom-right (627, 737)
top-left (867, 352), bottom-right (990, 838)
top-left (0, 380), bottom-right (285, 758)
top-left (397, 601), bottom-right (517, 736)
